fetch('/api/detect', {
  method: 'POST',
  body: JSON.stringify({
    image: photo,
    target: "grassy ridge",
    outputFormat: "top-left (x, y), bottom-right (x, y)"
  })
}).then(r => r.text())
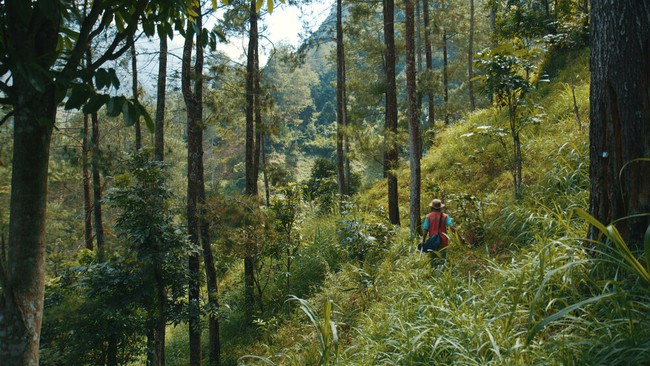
top-left (223, 47), bottom-right (650, 365)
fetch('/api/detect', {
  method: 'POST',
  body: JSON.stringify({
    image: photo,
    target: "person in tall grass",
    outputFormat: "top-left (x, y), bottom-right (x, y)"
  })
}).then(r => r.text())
top-left (421, 198), bottom-right (456, 266)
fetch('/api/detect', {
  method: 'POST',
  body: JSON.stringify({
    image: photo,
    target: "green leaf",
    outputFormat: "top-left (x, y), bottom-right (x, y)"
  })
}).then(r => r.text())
top-left (95, 69), bottom-right (110, 90)
top-left (115, 13), bottom-right (125, 33)
top-left (526, 292), bottom-right (616, 345)
top-left (256, 0), bottom-right (264, 12)
top-left (82, 94), bottom-right (109, 114)
top-left (106, 96), bottom-right (126, 117)
top-left (267, 0), bottom-right (273, 13)
top-left (65, 84), bottom-right (93, 110)
top-left (135, 101), bottom-right (154, 132)
top-left (108, 68), bottom-right (120, 89)
top-left (143, 21), bottom-right (155, 37)
top-left (122, 101), bottom-right (138, 127)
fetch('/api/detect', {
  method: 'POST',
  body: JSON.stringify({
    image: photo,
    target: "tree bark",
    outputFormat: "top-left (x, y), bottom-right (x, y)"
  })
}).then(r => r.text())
top-left (405, 0), bottom-right (421, 236)
top-left (244, 0), bottom-right (259, 326)
top-left (262, 135), bottom-right (270, 206)
top-left (383, 0), bottom-right (401, 226)
top-left (0, 84), bottom-right (54, 366)
top-left (468, 0), bottom-right (476, 111)
top-left (82, 115), bottom-right (94, 250)
top-left (155, 35), bottom-right (167, 162)
top-left (336, 0), bottom-right (349, 196)
top-left (182, 18), bottom-right (202, 366)
top-left (442, 26), bottom-right (449, 124)
top-left (423, 0), bottom-right (435, 134)
top-left (150, 31), bottom-right (169, 366)
top-left (90, 111), bottom-right (106, 260)
top-left (131, 34), bottom-right (142, 150)
top-left (589, 0), bottom-right (650, 249)
top-left (246, 0), bottom-right (259, 197)
top-left (86, 48), bottom-right (106, 259)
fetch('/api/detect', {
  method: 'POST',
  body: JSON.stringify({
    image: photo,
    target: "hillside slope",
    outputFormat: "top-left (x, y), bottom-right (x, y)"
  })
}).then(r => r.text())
top-left (237, 46), bottom-right (649, 365)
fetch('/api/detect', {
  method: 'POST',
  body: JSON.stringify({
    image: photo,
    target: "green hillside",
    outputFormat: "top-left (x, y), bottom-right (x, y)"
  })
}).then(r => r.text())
top-left (211, 47), bottom-right (649, 365)
top-left (4, 1), bottom-right (648, 365)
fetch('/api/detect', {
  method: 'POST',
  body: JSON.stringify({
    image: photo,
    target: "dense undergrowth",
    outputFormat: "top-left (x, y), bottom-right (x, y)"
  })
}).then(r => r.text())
top-left (221, 47), bottom-right (650, 365)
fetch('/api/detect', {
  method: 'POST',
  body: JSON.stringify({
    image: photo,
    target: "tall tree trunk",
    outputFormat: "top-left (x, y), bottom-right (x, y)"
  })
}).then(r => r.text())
top-left (254, 38), bottom-right (263, 193)
top-left (91, 111), bottom-right (105, 259)
top-left (589, 0), bottom-right (650, 249)
top-left (82, 115), bottom-right (93, 250)
top-left (336, 0), bottom-right (349, 196)
top-left (80, 1), bottom-right (93, 252)
top-left (155, 35), bottom-right (167, 162)
top-left (244, 0), bottom-right (259, 326)
top-left (131, 35), bottom-right (142, 150)
top-left (246, 0), bottom-right (259, 197)
top-left (423, 0), bottom-right (435, 134)
top-left (150, 32), bottom-right (169, 366)
top-left (262, 135), bottom-right (270, 206)
top-left (0, 85), bottom-right (54, 366)
top-left (182, 19), bottom-right (202, 366)
top-left (86, 49), bottom-right (105, 259)
top-left (468, 0), bottom-right (476, 111)
top-left (405, 0), bottom-right (421, 236)
top-left (199, 147), bottom-right (221, 366)
top-left (194, 14), bottom-right (220, 357)
top-left (442, 27), bottom-right (449, 124)
top-left (384, 0), bottom-right (401, 226)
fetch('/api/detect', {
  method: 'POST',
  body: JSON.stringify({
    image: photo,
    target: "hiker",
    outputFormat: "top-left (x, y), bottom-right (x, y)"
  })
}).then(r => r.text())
top-left (421, 198), bottom-right (456, 266)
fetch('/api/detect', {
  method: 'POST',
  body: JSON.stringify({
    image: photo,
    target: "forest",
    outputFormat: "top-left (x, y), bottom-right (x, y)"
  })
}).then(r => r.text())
top-left (0, 0), bottom-right (649, 365)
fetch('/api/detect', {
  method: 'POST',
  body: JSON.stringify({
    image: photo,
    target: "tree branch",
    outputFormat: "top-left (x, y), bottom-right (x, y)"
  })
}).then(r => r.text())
top-left (0, 110), bottom-right (15, 128)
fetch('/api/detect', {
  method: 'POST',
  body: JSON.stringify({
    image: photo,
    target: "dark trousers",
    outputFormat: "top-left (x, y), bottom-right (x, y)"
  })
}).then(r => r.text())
top-left (430, 248), bottom-right (447, 267)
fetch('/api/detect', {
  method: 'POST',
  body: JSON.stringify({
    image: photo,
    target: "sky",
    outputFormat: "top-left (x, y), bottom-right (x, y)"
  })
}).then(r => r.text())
top-left (131, 1), bottom-right (335, 96)
top-left (218, 0), bottom-right (335, 64)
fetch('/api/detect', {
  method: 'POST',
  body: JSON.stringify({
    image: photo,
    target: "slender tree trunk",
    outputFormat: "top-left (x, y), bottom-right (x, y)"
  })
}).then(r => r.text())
top-left (468, 0), bottom-right (476, 111)
top-left (106, 334), bottom-right (118, 366)
top-left (244, 0), bottom-right (259, 326)
top-left (405, 0), bottom-right (421, 236)
top-left (182, 19), bottom-right (202, 366)
top-left (131, 35), bottom-right (142, 150)
top-left (151, 32), bottom-right (169, 366)
top-left (254, 39), bottom-right (263, 192)
top-left (570, 67), bottom-right (582, 129)
top-left (91, 112), bottom-right (105, 259)
top-left (152, 267), bottom-right (166, 366)
top-left (262, 135), bottom-right (270, 206)
top-left (200, 151), bottom-right (221, 366)
top-left (154, 34), bottom-right (167, 162)
top-left (86, 49), bottom-right (105, 259)
top-left (423, 0), bottom-right (435, 133)
top-left (336, 0), bottom-right (349, 196)
top-left (415, 0), bottom-right (422, 72)
top-left (589, 0), bottom-right (650, 249)
top-left (193, 15), bottom-right (220, 357)
top-left (246, 0), bottom-right (259, 197)
top-left (384, 0), bottom-right (400, 226)
top-left (82, 115), bottom-right (93, 250)
top-left (442, 27), bottom-right (449, 124)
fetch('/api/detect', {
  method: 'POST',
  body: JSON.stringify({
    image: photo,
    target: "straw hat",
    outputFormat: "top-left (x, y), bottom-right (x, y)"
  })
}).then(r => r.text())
top-left (429, 199), bottom-right (445, 209)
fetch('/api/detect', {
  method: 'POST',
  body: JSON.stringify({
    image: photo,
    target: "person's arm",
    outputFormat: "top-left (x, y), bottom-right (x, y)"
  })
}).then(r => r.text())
top-left (446, 215), bottom-right (456, 234)
top-left (422, 217), bottom-right (430, 243)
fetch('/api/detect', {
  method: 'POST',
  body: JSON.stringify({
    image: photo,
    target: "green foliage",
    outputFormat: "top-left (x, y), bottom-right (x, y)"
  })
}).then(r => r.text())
top-left (41, 151), bottom-right (191, 365)
top-left (41, 253), bottom-right (149, 365)
top-left (336, 204), bottom-right (394, 267)
top-left (304, 158), bottom-right (338, 212)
